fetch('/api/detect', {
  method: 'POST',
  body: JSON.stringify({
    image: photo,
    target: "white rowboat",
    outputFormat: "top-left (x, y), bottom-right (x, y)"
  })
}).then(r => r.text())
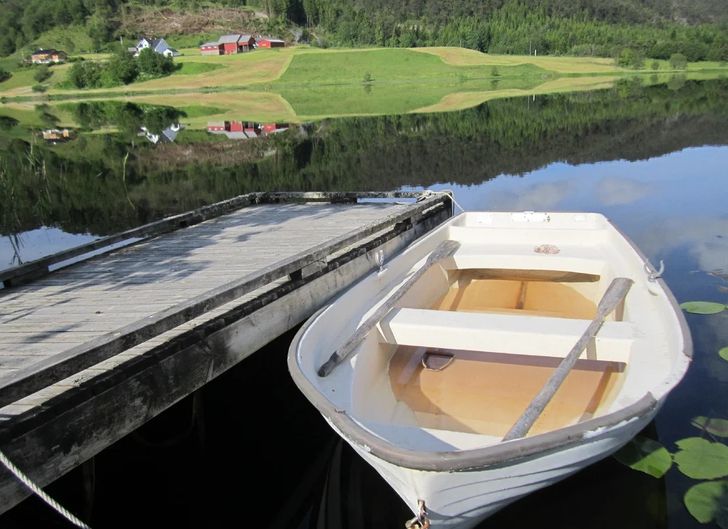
top-left (288, 211), bottom-right (692, 529)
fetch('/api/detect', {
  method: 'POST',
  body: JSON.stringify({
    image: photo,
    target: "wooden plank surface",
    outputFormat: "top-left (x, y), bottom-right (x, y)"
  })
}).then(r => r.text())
top-left (0, 201), bottom-right (417, 404)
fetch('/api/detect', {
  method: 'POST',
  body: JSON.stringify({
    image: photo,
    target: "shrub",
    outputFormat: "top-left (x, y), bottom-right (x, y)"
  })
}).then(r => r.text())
top-left (68, 61), bottom-right (103, 88)
top-left (33, 65), bottom-right (52, 83)
top-left (31, 84), bottom-right (47, 92)
top-left (617, 48), bottom-right (645, 69)
top-left (670, 53), bottom-right (688, 69)
top-left (0, 68), bottom-right (10, 82)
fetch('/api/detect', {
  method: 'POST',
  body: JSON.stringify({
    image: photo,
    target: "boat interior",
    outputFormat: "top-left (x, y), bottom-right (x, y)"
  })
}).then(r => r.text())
top-left (351, 259), bottom-right (636, 448)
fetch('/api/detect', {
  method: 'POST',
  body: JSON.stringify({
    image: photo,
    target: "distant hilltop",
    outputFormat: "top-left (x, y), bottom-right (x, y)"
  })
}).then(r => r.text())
top-left (0, 0), bottom-right (726, 59)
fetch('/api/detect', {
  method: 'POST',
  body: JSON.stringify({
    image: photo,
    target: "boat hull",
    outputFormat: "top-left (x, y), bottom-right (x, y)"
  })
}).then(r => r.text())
top-left (289, 210), bottom-right (692, 529)
top-left (337, 405), bottom-right (655, 528)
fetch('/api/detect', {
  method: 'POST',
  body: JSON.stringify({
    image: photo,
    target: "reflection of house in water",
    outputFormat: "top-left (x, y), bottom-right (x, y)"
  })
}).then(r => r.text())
top-left (139, 123), bottom-right (182, 144)
top-left (41, 128), bottom-right (74, 143)
top-left (207, 121), bottom-right (288, 139)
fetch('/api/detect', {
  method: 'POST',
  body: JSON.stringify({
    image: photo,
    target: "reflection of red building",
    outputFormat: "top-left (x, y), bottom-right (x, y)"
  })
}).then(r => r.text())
top-left (207, 121), bottom-right (288, 139)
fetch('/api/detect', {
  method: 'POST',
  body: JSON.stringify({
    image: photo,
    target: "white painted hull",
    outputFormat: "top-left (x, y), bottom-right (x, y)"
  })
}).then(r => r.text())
top-left (289, 210), bottom-right (691, 528)
top-left (340, 408), bottom-right (652, 528)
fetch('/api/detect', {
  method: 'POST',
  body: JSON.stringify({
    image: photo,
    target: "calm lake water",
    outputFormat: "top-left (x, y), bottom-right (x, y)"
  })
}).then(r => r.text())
top-left (1, 78), bottom-right (727, 528)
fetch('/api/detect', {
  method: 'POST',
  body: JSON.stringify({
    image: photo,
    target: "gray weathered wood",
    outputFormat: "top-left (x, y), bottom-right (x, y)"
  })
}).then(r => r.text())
top-left (0, 195), bottom-right (450, 407)
top-left (317, 240), bottom-right (461, 377)
top-left (0, 191), bottom-right (429, 287)
top-left (0, 200), bottom-right (451, 515)
top-left (502, 277), bottom-right (634, 441)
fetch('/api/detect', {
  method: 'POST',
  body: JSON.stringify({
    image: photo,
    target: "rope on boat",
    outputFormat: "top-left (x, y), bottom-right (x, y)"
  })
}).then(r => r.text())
top-left (0, 448), bottom-right (91, 529)
top-left (404, 499), bottom-right (430, 529)
top-left (418, 189), bottom-right (466, 213)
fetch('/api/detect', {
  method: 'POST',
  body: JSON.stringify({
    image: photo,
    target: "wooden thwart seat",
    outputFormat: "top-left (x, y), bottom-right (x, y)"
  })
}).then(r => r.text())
top-left (378, 308), bottom-right (634, 364)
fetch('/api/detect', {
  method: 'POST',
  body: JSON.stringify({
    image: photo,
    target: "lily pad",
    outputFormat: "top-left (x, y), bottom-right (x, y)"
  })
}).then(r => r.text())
top-left (720, 347), bottom-right (728, 362)
top-left (693, 416), bottom-right (728, 438)
top-left (674, 437), bottom-right (728, 479)
top-left (684, 480), bottom-right (728, 527)
top-left (614, 435), bottom-right (672, 478)
top-left (680, 301), bottom-right (726, 314)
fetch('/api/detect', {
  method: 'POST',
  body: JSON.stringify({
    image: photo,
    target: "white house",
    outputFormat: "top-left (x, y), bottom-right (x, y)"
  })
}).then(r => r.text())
top-left (130, 37), bottom-right (181, 58)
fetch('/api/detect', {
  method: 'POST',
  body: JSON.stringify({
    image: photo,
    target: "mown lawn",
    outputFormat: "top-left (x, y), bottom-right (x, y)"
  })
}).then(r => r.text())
top-left (276, 48), bottom-right (548, 87)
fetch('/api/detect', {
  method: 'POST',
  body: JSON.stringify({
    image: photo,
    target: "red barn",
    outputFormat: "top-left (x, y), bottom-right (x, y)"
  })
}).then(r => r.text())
top-left (218, 34), bottom-right (255, 54)
top-left (257, 38), bottom-right (285, 48)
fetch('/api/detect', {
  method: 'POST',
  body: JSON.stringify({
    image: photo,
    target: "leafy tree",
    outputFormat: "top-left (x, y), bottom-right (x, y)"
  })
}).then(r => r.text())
top-left (68, 60), bottom-right (103, 88)
top-left (137, 48), bottom-right (174, 77)
top-left (670, 53), bottom-right (688, 69)
top-left (618, 48), bottom-right (644, 69)
top-left (0, 68), bottom-right (11, 83)
top-left (107, 49), bottom-right (139, 84)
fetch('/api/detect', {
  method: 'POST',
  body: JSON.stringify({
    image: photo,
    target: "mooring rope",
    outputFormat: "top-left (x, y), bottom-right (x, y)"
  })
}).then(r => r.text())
top-left (418, 189), bottom-right (466, 213)
top-left (0, 449), bottom-right (91, 529)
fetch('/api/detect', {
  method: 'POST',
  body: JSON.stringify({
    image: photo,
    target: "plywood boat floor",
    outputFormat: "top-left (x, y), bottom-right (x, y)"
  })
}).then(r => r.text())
top-left (389, 346), bottom-right (624, 437)
top-left (434, 276), bottom-right (599, 320)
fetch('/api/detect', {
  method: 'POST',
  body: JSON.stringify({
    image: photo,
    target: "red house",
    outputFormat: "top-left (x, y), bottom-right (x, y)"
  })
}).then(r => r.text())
top-left (218, 34), bottom-right (255, 54)
top-left (256, 38), bottom-right (285, 48)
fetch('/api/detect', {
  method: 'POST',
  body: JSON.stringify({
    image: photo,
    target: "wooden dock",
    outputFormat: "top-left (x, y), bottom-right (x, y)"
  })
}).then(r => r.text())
top-left (0, 191), bottom-right (452, 514)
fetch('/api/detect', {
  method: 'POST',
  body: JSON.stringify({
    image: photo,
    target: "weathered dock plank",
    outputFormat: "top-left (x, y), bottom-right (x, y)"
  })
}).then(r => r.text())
top-left (0, 191), bottom-right (453, 514)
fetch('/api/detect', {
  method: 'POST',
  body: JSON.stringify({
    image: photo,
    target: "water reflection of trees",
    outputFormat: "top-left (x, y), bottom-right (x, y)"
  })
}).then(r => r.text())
top-left (0, 80), bottom-right (726, 237)
top-left (70, 101), bottom-right (186, 136)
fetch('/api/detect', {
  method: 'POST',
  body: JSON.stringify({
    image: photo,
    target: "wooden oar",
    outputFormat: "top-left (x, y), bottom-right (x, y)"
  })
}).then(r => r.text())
top-left (317, 240), bottom-right (461, 377)
top-left (502, 277), bottom-right (633, 441)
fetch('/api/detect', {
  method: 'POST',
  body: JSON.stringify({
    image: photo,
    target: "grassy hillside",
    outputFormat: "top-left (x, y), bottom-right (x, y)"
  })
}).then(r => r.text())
top-left (276, 48), bottom-right (548, 85)
top-left (2, 46), bottom-right (727, 124)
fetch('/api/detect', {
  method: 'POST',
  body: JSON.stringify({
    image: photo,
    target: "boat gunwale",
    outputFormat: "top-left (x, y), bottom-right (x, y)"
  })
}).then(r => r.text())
top-left (288, 316), bottom-right (660, 471)
top-left (286, 212), bottom-right (693, 472)
top-left (607, 217), bottom-right (693, 360)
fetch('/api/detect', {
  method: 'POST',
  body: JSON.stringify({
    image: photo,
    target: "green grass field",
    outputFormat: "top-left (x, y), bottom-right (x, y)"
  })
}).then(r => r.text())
top-left (2, 45), bottom-right (727, 125)
top-left (275, 48), bottom-right (548, 86)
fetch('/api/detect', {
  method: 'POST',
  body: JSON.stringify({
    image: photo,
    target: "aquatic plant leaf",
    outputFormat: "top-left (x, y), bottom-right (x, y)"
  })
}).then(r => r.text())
top-left (684, 480), bottom-right (728, 527)
top-left (693, 416), bottom-right (728, 438)
top-left (720, 347), bottom-right (728, 362)
top-left (674, 437), bottom-right (728, 479)
top-left (613, 435), bottom-right (672, 478)
top-left (679, 301), bottom-right (726, 314)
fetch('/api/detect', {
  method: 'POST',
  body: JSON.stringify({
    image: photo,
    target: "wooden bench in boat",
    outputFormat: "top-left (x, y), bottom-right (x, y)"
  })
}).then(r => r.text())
top-left (378, 308), bottom-right (634, 364)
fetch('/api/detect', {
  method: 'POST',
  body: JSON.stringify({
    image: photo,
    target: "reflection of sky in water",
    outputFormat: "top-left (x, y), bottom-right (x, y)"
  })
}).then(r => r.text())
top-left (409, 145), bottom-right (728, 277)
top-left (406, 146), bottom-right (728, 505)
top-left (0, 227), bottom-right (97, 271)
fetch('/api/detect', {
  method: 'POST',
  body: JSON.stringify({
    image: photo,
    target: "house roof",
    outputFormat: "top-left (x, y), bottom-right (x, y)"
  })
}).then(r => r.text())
top-left (32, 48), bottom-right (62, 55)
top-left (152, 38), bottom-right (172, 52)
top-left (218, 34), bottom-right (242, 44)
top-left (200, 42), bottom-right (220, 48)
top-left (217, 34), bottom-right (253, 44)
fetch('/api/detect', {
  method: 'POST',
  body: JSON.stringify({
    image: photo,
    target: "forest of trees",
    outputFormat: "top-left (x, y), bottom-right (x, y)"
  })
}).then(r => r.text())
top-left (1, 0), bottom-right (727, 60)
